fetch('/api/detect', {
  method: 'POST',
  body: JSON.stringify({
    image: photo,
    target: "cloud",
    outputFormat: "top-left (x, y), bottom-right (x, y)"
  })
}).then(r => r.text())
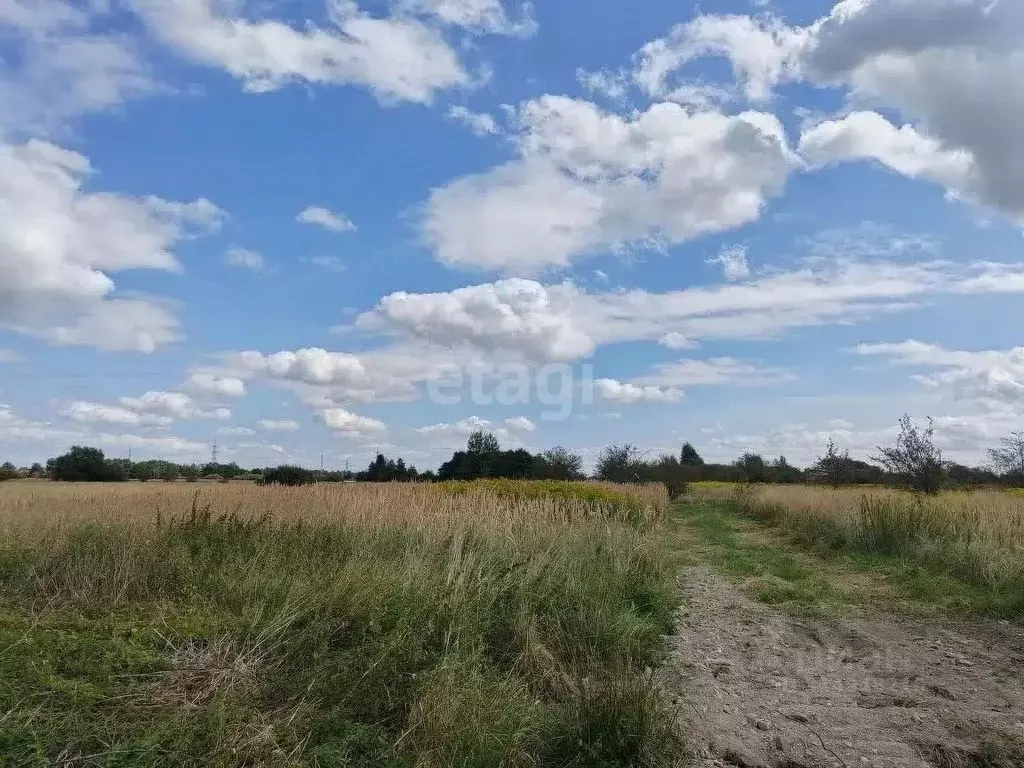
top-left (119, 391), bottom-right (231, 421)
top-left (62, 401), bottom-right (173, 427)
top-left (0, 349), bottom-right (23, 363)
top-left (706, 244), bottom-right (750, 281)
top-left (219, 343), bottom-right (464, 407)
top-left (130, 0), bottom-right (469, 103)
top-left (224, 246), bottom-right (264, 271)
top-left (258, 419), bottom-right (300, 432)
top-left (800, 112), bottom-right (975, 195)
top-left (446, 106), bottom-right (499, 136)
top-left (594, 357), bottom-right (787, 405)
top-left (2, 403), bottom-right (209, 459)
top-left (361, 278), bottom-right (594, 361)
top-left (0, 140), bottom-right (223, 351)
top-left (297, 206), bottom-right (356, 233)
top-left (633, 357), bottom-right (793, 387)
top-left (186, 373), bottom-right (247, 398)
top-left (505, 416), bottom-right (536, 431)
top-left (416, 415), bottom-right (493, 435)
top-left (233, 348), bottom-right (368, 386)
top-left (235, 440), bottom-right (286, 457)
top-left (0, 2), bottom-right (155, 135)
top-left (633, 13), bottom-right (807, 103)
top-left (702, 420), bottom-right (889, 466)
top-left (658, 333), bottom-right (698, 350)
top-left (0, 403), bottom-right (66, 442)
top-left (218, 426), bottom-right (256, 436)
top-left (400, 0), bottom-right (537, 36)
top-left (576, 68), bottom-right (630, 102)
top-left (414, 415), bottom-right (515, 444)
top-left (421, 95), bottom-right (794, 273)
top-left (93, 431), bottom-right (209, 458)
top-left (647, 1), bottom-right (1024, 224)
top-left (854, 340), bottom-right (1024, 408)
top-left (360, 256), bottom-right (1024, 360)
top-left (595, 380), bottom-right (683, 404)
top-left (319, 407), bottom-right (387, 436)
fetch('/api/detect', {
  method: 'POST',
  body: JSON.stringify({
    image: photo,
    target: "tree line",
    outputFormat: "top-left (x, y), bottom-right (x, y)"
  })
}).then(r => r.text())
top-left (4, 416), bottom-right (1024, 495)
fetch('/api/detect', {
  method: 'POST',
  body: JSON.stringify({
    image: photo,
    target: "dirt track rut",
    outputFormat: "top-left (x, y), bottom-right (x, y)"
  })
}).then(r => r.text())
top-left (663, 566), bottom-right (1024, 767)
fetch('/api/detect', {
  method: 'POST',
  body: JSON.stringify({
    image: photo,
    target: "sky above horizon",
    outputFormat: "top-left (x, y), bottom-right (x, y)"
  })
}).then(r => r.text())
top-left (2, 0), bottom-right (1023, 472)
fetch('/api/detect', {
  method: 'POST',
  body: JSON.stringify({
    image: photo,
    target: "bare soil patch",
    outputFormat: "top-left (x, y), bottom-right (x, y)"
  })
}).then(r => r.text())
top-left (664, 566), bottom-right (1024, 767)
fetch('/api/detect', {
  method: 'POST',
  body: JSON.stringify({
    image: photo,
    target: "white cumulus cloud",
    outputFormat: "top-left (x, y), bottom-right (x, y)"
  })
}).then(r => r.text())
top-left (0, 139), bottom-right (223, 351)
top-left (421, 95), bottom-right (795, 273)
top-left (319, 407), bottom-right (387, 436)
top-left (129, 0), bottom-right (469, 103)
top-left (641, 1), bottom-right (1024, 225)
top-left (186, 373), bottom-right (247, 398)
top-left (595, 379), bottom-right (684, 404)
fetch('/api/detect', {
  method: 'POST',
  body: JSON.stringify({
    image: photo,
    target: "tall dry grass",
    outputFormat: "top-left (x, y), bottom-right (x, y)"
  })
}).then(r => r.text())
top-left (0, 479), bottom-right (678, 767)
top-left (697, 483), bottom-right (1024, 617)
top-left (0, 479), bottom-right (668, 532)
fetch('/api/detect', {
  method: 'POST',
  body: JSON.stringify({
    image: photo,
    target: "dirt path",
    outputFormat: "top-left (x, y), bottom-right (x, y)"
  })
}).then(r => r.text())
top-left (664, 565), bottom-right (1024, 767)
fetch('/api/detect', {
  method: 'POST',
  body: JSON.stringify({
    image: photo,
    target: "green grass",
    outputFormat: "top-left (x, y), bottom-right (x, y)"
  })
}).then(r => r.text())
top-left (679, 501), bottom-right (855, 615)
top-left (0, 505), bottom-right (680, 766)
top-left (689, 493), bottom-right (1024, 621)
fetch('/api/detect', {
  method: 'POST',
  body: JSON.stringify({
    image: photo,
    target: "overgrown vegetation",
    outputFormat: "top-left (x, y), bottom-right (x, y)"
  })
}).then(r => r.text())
top-left (259, 464), bottom-right (316, 486)
top-left (0, 480), bottom-right (678, 766)
top-left (700, 484), bottom-right (1024, 619)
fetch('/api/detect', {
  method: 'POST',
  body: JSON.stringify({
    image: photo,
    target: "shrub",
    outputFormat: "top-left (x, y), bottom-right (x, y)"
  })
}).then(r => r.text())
top-left (874, 415), bottom-right (945, 495)
top-left (260, 465), bottom-right (315, 486)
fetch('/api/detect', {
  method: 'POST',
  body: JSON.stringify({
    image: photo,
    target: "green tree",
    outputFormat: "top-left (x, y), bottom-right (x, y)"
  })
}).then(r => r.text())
top-left (680, 443), bottom-right (704, 466)
top-left (735, 453), bottom-right (769, 483)
top-left (770, 455), bottom-right (802, 484)
top-left (596, 444), bottom-right (644, 483)
top-left (260, 465), bottom-right (315, 486)
top-left (46, 446), bottom-right (127, 482)
top-left (652, 454), bottom-right (689, 499)
top-left (180, 464), bottom-right (201, 482)
top-left (812, 438), bottom-right (852, 488)
top-left (466, 430), bottom-right (501, 456)
top-left (132, 462), bottom-right (155, 481)
top-left (537, 446), bottom-right (585, 481)
top-left (0, 462), bottom-right (18, 481)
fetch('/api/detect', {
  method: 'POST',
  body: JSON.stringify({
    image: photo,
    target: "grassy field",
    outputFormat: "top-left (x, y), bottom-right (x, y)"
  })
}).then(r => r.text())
top-left (0, 480), bottom-right (678, 767)
top-left (694, 484), bottom-right (1024, 619)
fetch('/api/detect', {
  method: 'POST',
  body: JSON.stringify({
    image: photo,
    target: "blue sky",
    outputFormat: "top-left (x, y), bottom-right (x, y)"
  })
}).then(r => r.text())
top-left (2, 0), bottom-right (1023, 471)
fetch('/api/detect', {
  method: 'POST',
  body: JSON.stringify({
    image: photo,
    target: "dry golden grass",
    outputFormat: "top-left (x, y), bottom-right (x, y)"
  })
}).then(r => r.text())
top-left (0, 479), bottom-right (668, 534)
top-left (700, 484), bottom-right (1024, 548)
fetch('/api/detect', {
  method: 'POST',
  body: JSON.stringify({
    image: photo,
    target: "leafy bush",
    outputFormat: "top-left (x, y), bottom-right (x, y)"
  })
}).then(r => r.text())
top-left (260, 465), bottom-right (315, 486)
